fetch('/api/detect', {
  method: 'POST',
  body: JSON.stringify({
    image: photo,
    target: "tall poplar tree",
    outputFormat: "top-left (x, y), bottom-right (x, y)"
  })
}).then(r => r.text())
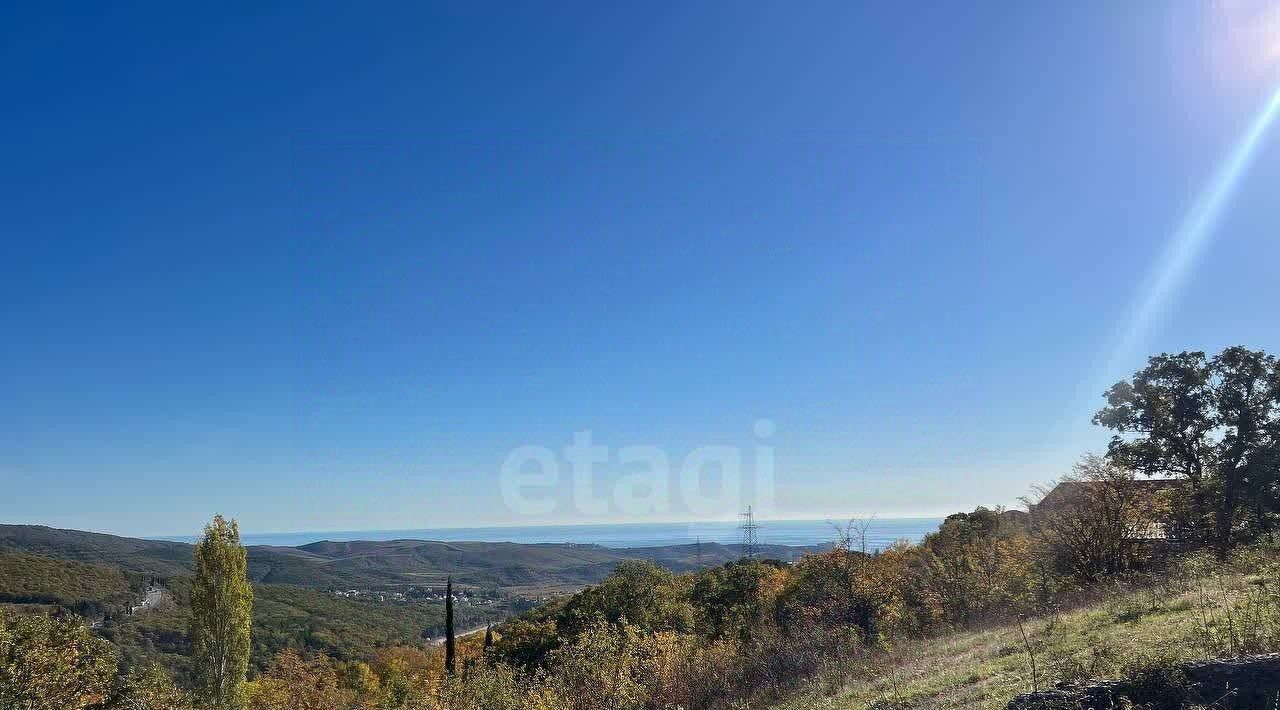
top-left (190, 515), bottom-right (253, 709)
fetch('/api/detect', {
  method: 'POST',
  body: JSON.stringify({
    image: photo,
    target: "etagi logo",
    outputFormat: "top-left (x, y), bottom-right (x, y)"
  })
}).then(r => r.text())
top-left (499, 419), bottom-right (776, 518)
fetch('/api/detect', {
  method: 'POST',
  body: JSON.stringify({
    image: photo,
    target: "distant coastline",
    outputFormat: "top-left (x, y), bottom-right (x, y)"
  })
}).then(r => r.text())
top-left (155, 517), bottom-right (944, 550)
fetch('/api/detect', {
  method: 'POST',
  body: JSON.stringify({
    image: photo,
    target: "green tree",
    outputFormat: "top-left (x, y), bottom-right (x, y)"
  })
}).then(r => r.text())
top-left (557, 561), bottom-right (694, 638)
top-left (776, 543), bottom-right (904, 644)
top-left (0, 611), bottom-right (192, 710)
top-left (112, 665), bottom-right (193, 710)
top-left (544, 620), bottom-right (651, 710)
top-left (1095, 347), bottom-right (1280, 557)
top-left (492, 618), bottom-right (561, 670)
top-left (336, 660), bottom-right (379, 699)
top-left (0, 611), bottom-right (117, 710)
top-left (911, 507), bottom-right (1033, 626)
top-left (688, 560), bottom-right (780, 640)
top-left (190, 515), bottom-right (253, 709)
top-left (247, 650), bottom-right (345, 710)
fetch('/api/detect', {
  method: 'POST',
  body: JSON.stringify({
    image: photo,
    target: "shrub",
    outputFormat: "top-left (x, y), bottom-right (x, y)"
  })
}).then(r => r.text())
top-left (247, 649), bottom-right (350, 710)
top-left (0, 611), bottom-right (192, 710)
top-left (0, 611), bottom-right (118, 710)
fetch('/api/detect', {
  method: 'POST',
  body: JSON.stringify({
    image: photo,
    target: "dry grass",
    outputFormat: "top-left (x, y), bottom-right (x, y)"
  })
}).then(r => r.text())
top-left (774, 571), bottom-right (1262, 710)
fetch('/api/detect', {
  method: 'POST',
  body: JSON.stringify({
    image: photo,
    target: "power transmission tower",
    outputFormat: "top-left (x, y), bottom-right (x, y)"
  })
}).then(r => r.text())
top-left (738, 506), bottom-right (760, 560)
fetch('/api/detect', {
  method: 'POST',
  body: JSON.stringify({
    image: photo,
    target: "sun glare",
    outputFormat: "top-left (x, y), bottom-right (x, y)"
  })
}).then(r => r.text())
top-left (1211, 0), bottom-right (1280, 82)
top-left (1098, 79), bottom-right (1280, 384)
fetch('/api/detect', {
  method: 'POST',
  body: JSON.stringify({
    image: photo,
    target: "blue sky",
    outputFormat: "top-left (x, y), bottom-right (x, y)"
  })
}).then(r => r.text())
top-left (3, 2), bottom-right (1279, 537)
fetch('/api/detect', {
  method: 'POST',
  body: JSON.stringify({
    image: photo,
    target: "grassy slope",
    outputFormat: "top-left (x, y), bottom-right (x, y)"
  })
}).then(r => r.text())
top-left (776, 578), bottom-right (1245, 710)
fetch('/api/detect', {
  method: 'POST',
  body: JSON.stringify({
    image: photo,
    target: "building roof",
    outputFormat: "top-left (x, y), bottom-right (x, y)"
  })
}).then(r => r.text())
top-left (1032, 478), bottom-right (1180, 515)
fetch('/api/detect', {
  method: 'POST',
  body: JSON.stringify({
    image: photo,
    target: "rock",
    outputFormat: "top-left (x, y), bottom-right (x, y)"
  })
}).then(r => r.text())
top-left (1006, 654), bottom-right (1280, 709)
top-left (1006, 681), bottom-right (1127, 710)
top-left (1005, 688), bottom-right (1089, 709)
top-left (1181, 653), bottom-right (1280, 708)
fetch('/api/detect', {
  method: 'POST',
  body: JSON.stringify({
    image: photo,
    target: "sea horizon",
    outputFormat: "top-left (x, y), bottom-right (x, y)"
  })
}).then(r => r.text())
top-left (153, 517), bottom-right (946, 550)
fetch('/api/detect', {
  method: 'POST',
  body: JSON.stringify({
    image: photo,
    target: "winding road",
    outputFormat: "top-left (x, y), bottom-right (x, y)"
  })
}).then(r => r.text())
top-left (428, 624), bottom-right (490, 646)
top-left (130, 586), bottom-right (165, 615)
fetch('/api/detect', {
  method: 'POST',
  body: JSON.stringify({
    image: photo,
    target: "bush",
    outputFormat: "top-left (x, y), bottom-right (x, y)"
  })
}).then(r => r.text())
top-left (247, 649), bottom-right (349, 710)
top-left (0, 611), bottom-right (118, 710)
top-left (0, 611), bottom-right (192, 710)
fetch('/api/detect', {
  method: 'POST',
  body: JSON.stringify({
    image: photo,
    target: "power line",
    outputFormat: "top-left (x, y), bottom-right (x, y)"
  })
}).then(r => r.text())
top-left (738, 505), bottom-right (759, 560)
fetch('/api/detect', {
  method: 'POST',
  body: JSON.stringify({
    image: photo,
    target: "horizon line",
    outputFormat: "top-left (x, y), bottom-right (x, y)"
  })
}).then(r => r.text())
top-left (128, 514), bottom-right (952, 542)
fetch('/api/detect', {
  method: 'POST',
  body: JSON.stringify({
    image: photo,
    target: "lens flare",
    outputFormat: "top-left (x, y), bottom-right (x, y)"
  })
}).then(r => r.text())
top-left (1100, 82), bottom-right (1280, 380)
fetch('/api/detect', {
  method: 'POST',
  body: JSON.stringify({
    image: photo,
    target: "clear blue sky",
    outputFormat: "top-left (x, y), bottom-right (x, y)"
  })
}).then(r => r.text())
top-left (3, 2), bottom-right (1279, 537)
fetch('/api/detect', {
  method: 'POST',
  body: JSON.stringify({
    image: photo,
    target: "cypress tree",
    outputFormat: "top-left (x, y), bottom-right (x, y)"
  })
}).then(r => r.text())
top-left (483, 622), bottom-right (493, 650)
top-left (444, 576), bottom-right (457, 676)
top-left (190, 515), bottom-right (253, 710)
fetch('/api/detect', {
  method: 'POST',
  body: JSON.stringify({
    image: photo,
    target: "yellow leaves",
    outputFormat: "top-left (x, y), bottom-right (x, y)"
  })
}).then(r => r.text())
top-left (246, 649), bottom-right (350, 710)
top-left (778, 547), bottom-right (910, 642)
top-left (0, 612), bottom-right (118, 710)
top-left (337, 660), bottom-right (381, 697)
top-left (372, 644), bottom-right (433, 680)
top-left (757, 563), bottom-right (791, 607)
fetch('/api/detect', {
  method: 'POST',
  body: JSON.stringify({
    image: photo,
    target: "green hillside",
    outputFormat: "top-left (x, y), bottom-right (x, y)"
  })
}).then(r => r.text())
top-left (0, 525), bottom-right (808, 678)
top-left (0, 549), bottom-right (503, 675)
top-left (100, 576), bottom-right (501, 676)
top-left (0, 552), bottom-right (145, 618)
top-left (0, 525), bottom-right (194, 577)
top-left (0, 523), bottom-right (824, 689)
top-left (0, 524), bottom-right (813, 592)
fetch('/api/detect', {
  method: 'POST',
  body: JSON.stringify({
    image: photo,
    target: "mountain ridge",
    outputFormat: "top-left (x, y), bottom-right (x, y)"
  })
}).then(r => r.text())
top-left (0, 523), bottom-right (823, 591)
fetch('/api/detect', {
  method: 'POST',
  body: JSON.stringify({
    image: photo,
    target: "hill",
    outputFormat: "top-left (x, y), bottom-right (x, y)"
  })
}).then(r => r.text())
top-left (0, 524), bottom-right (821, 675)
top-left (96, 575), bottom-right (501, 676)
top-left (0, 552), bottom-right (146, 618)
top-left (0, 525), bottom-right (195, 577)
top-left (0, 524), bottom-right (819, 592)
top-left (0, 548), bottom-right (504, 675)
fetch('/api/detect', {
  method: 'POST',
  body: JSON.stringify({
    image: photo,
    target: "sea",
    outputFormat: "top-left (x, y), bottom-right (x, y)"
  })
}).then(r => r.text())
top-left (160, 518), bottom-right (943, 551)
